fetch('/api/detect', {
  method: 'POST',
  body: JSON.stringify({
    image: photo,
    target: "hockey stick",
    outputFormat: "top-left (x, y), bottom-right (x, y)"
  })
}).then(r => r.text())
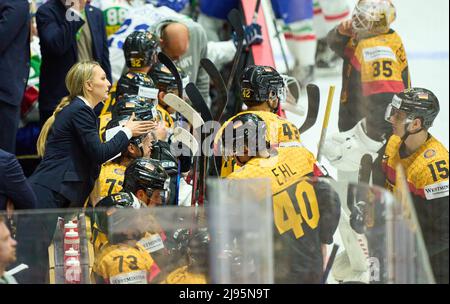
top-left (172, 126), bottom-right (200, 157)
top-left (200, 58), bottom-right (227, 122)
top-left (217, 8), bottom-right (245, 122)
top-left (186, 83), bottom-right (221, 204)
top-left (158, 52), bottom-right (183, 98)
top-left (322, 243), bottom-right (339, 283)
top-left (200, 58), bottom-right (228, 178)
top-left (359, 154), bottom-right (373, 184)
top-left (316, 85), bottom-right (335, 162)
top-left (157, 52), bottom-right (185, 205)
top-left (299, 84), bottom-right (320, 134)
top-left (163, 93), bottom-right (204, 129)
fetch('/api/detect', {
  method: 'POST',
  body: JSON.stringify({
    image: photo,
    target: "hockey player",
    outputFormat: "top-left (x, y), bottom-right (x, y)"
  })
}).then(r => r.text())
top-left (92, 158), bottom-right (169, 253)
top-left (162, 228), bottom-right (210, 284)
top-left (148, 61), bottom-right (190, 129)
top-left (223, 113), bottom-right (341, 283)
top-left (99, 30), bottom-right (160, 139)
top-left (215, 65), bottom-right (301, 177)
top-left (382, 88), bottom-right (449, 283)
top-left (90, 98), bottom-right (158, 206)
top-left (322, 0), bottom-right (410, 185)
top-left (90, 0), bottom-right (140, 38)
top-left (92, 191), bottom-right (162, 284)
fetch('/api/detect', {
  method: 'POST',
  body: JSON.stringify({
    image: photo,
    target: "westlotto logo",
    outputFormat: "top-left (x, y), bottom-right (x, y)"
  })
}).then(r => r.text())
top-left (424, 181), bottom-right (449, 200)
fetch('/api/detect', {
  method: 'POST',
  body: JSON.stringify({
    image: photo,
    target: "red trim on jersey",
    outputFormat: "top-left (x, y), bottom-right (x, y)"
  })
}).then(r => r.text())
top-left (324, 10), bottom-right (350, 21)
top-left (148, 263), bottom-right (161, 283)
top-left (313, 163), bottom-right (325, 177)
top-left (284, 33), bottom-right (317, 41)
top-left (383, 164), bottom-right (426, 199)
top-left (362, 80), bottom-right (405, 96)
top-left (408, 181), bottom-right (426, 199)
top-left (384, 164), bottom-right (397, 184)
top-left (344, 47), bottom-right (361, 71)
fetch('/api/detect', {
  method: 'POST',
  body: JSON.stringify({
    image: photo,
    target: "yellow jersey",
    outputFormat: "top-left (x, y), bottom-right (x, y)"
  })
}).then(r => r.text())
top-left (99, 82), bottom-right (118, 142)
top-left (342, 29), bottom-right (410, 102)
top-left (162, 265), bottom-right (207, 284)
top-left (382, 134), bottom-right (449, 201)
top-left (157, 105), bottom-right (174, 129)
top-left (93, 243), bottom-right (161, 284)
top-left (227, 147), bottom-right (339, 283)
top-left (216, 111), bottom-right (301, 177)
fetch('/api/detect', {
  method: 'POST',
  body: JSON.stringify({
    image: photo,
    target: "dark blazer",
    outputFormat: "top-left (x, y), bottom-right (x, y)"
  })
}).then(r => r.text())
top-left (36, 0), bottom-right (111, 112)
top-left (0, 149), bottom-right (37, 210)
top-left (29, 97), bottom-right (129, 206)
top-left (0, 0), bottom-right (30, 105)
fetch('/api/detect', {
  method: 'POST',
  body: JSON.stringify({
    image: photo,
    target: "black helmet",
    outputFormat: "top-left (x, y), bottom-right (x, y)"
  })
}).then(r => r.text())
top-left (188, 228), bottom-right (210, 272)
top-left (105, 116), bottom-right (150, 157)
top-left (116, 72), bottom-right (159, 100)
top-left (123, 158), bottom-right (169, 194)
top-left (221, 113), bottom-right (270, 158)
top-left (123, 31), bottom-right (160, 68)
top-left (94, 191), bottom-right (143, 243)
top-left (112, 94), bottom-right (158, 121)
top-left (239, 65), bottom-right (285, 105)
top-left (386, 87), bottom-right (440, 129)
top-left (148, 62), bottom-right (189, 93)
top-left (150, 140), bottom-right (178, 176)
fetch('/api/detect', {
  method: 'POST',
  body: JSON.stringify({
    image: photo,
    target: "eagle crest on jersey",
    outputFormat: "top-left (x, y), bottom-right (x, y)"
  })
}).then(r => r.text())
top-left (382, 135), bottom-right (449, 200)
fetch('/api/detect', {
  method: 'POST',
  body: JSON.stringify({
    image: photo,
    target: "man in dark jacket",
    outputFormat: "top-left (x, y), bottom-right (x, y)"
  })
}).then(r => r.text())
top-left (0, 0), bottom-right (30, 153)
top-left (36, 0), bottom-right (111, 125)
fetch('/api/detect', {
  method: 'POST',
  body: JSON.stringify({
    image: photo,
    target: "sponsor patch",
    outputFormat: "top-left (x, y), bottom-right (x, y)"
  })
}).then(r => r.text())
top-left (423, 149), bottom-right (436, 159)
top-left (138, 234), bottom-right (164, 253)
top-left (113, 168), bottom-right (124, 175)
top-left (424, 180), bottom-right (449, 200)
top-left (363, 46), bottom-right (396, 62)
top-left (138, 86), bottom-right (158, 99)
top-left (110, 270), bottom-right (147, 284)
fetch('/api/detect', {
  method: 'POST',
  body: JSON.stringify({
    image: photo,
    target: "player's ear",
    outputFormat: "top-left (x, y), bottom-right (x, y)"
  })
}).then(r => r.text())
top-left (136, 189), bottom-right (146, 203)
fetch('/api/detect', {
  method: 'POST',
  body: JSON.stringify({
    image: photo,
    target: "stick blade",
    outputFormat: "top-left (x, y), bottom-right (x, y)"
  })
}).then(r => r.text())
top-left (299, 84), bottom-right (320, 134)
top-left (157, 52), bottom-right (183, 98)
top-left (200, 58), bottom-right (228, 121)
top-left (163, 93), bottom-right (204, 129)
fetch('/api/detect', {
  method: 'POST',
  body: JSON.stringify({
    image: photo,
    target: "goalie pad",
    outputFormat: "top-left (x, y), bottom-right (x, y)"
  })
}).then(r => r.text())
top-left (322, 119), bottom-right (384, 172)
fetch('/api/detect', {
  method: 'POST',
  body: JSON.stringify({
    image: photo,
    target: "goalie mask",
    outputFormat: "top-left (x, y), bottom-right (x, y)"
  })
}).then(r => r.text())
top-left (123, 158), bottom-right (170, 206)
top-left (112, 94), bottom-right (158, 121)
top-left (352, 0), bottom-right (396, 39)
top-left (385, 87), bottom-right (440, 135)
top-left (240, 65), bottom-right (285, 111)
top-left (123, 30), bottom-right (160, 68)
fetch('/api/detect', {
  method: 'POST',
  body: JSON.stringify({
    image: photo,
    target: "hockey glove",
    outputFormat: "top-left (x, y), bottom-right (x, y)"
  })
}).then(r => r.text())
top-left (233, 23), bottom-right (263, 48)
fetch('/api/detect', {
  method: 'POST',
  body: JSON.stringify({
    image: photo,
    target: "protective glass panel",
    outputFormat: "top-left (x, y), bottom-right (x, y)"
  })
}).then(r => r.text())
top-left (0, 176), bottom-right (437, 284)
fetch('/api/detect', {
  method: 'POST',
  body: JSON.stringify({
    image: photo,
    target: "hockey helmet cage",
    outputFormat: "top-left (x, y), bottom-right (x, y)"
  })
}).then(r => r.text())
top-left (116, 71), bottom-right (159, 100)
top-left (123, 158), bottom-right (169, 194)
top-left (112, 94), bottom-right (158, 121)
top-left (352, 0), bottom-right (396, 37)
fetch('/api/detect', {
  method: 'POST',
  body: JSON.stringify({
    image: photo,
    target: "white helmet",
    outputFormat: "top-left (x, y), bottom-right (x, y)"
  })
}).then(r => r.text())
top-left (352, 0), bottom-right (396, 38)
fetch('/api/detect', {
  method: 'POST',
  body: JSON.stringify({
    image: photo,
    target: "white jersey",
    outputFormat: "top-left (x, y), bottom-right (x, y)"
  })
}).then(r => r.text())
top-left (107, 3), bottom-right (184, 81)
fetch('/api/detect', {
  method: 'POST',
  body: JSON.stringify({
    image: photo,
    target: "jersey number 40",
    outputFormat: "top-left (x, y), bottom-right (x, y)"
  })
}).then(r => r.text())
top-left (273, 180), bottom-right (320, 239)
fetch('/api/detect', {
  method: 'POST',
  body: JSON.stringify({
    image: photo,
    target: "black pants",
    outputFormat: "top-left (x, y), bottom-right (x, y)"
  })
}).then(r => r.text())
top-left (0, 101), bottom-right (21, 154)
top-left (14, 183), bottom-right (71, 284)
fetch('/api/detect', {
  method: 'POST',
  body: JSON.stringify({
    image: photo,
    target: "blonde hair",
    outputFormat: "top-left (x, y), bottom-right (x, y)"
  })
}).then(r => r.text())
top-left (37, 61), bottom-right (101, 157)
